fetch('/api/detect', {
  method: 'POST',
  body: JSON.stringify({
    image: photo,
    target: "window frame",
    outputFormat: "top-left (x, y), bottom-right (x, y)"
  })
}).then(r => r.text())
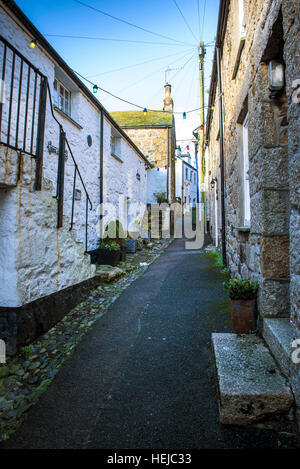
top-left (110, 131), bottom-right (122, 162)
top-left (242, 113), bottom-right (251, 226)
top-left (54, 78), bottom-right (71, 117)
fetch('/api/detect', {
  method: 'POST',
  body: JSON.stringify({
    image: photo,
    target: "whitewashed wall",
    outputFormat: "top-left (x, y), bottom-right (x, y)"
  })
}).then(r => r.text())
top-left (103, 117), bottom-right (148, 233)
top-left (0, 6), bottom-right (148, 307)
top-left (147, 167), bottom-right (168, 204)
top-left (175, 159), bottom-right (198, 205)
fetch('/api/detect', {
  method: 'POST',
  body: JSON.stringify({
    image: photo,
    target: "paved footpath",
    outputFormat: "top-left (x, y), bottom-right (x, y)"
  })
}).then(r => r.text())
top-left (2, 239), bottom-right (299, 449)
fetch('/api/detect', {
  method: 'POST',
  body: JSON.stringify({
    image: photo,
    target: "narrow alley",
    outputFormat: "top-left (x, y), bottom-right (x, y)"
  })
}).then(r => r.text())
top-left (0, 0), bottom-right (300, 453)
top-left (1, 239), bottom-right (298, 449)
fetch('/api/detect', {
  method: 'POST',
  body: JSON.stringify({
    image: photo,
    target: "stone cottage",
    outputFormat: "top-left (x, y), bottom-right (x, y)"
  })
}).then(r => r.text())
top-left (110, 83), bottom-right (176, 205)
top-left (0, 0), bottom-right (151, 354)
top-left (206, 0), bottom-right (300, 424)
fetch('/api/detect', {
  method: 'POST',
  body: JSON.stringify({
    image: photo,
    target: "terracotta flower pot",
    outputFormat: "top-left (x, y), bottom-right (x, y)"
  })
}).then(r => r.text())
top-left (230, 298), bottom-right (257, 334)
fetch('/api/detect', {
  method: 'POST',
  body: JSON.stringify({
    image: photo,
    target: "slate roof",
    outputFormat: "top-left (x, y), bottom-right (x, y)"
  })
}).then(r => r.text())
top-left (110, 110), bottom-right (173, 128)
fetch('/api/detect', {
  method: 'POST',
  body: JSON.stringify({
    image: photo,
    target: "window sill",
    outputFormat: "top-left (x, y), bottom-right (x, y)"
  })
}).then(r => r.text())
top-left (54, 106), bottom-right (83, 130)
top-left (111, 152), bottom-right (123, 163)
top-left (235, 226), bottom-right (250, 232)
top-left (232, 36), bottom-right (246, 80)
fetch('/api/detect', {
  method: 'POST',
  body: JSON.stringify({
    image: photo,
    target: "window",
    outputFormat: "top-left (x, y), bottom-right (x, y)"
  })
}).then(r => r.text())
top-left (185, 168), bottom-right (188, 180)
top-left (238, 0), bottom-right (246, 38)
top-left (232, 0), bottom-right (246, 79)
top-left (54, 78), bottom-right (71, 116)
top-left (194, 173), bottom-right (196, 184)
top-left (242, 114), bottom-right (250, 226)
top-left (111, 128), bottom-right (122, 161)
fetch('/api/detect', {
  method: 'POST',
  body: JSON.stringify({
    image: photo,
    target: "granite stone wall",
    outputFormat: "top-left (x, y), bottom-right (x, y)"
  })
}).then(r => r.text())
top-left (206, 0), bottom-right (300, 421)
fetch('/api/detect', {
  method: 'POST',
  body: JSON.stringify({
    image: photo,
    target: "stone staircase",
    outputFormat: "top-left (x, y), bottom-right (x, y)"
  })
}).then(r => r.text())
top-left (212, 328), bottom-right (295, 426)
top-left (262, 318), bottom-right (294, 379)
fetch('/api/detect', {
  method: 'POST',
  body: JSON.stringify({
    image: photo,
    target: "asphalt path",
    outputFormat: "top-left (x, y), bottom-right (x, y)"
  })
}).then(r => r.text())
top-left (2, 238), bottom-right (298, 449)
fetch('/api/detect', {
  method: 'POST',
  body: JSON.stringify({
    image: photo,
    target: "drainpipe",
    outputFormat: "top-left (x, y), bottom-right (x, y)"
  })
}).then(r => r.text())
top-left (216, 44), bottom-right (227, 267)
top-left (214, 181), bottom-right (218, 248)
top-left (99, 109), bottom-right (104, 238)
top-left (166, 128), bottom-right (170, 202)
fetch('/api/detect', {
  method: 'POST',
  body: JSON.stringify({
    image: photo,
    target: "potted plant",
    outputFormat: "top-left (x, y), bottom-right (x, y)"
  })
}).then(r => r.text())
top-left (125, 235), bottom-right (137, 253)
top-left (223, 277), bottom-right (259, 334)
top-left (88, 220), bottom-right (126, 266)
top-left (89, 239), bottom-right (121, 266)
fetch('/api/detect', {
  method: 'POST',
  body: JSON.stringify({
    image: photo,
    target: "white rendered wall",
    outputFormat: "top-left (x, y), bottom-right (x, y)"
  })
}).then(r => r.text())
top-left (147, 167), bottom-right (168, 204)
top-left (0, 6), bottom-right (148, 306)
top-left (103, 117), bottom-right (148, 233)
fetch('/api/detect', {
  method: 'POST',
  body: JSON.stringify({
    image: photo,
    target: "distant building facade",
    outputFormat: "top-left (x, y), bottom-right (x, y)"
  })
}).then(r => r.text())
top-left (110, 83), bottom-right (176, 205)
top-left (175, 153), bottom-right (198, 208)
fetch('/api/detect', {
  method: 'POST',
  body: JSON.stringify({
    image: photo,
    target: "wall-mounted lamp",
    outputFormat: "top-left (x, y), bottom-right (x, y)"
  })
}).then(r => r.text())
top-left (136, 171), bottom-right (141, 181)
top-left (268, 60), bottom-right (285, 99)
top-left (210, 178), bottom-right (217, 188)
top-left (30, 39), bottom-right (37, 49)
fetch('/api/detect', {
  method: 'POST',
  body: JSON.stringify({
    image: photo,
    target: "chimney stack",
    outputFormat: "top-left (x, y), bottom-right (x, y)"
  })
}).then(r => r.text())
top-left (163, 83), bottom-right (174, 112)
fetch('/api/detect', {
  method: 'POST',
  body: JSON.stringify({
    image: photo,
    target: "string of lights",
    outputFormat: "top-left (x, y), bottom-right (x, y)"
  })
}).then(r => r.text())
top-left (73, 67), bottom-right (215, 118)
top-left (29, 37), bottom-right (214, 118)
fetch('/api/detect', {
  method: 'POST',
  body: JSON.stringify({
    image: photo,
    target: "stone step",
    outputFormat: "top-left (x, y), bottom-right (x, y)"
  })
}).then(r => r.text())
top-left (263, 318), bottom-right (294, 378)
top-left (212, 333), bottom-right (294, 426)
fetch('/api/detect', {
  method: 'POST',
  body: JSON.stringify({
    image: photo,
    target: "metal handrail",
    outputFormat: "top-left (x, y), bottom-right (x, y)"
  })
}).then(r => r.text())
top-left (0, 34), bottom-right (93, 252)
top-left (46, 80), bottom-right (93, 251)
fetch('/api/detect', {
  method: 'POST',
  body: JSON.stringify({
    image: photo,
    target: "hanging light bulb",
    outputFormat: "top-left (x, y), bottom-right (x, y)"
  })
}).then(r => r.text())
top-left (211, 105), bottom-right (215, 111)
top-left (93, 85), bottom-right (98, 94)
top-left (183, 112), bottom-right (186, 119)
top-left (143, 108), bottom-right (147, 115)
top-left (30, 39), bottom-right (37, 49)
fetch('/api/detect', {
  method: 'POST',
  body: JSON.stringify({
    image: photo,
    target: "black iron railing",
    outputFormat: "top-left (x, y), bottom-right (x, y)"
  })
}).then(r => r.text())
top-left (0, 35), bottom-right (93, 252)
top-left (0, 35), bottom-right (47, 163)
top-left (46, 81), bottom-right (93, 251)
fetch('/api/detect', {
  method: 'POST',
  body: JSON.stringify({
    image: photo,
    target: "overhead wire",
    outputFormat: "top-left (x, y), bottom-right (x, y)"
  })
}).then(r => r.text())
top-left (43, 33), bottom-right (191, 47)
top-left (146, 50), bottom-right (197, 105)
top-left (87, 47), bottom-right (196, 79)
top-left (201, 0), bottom-right (207, 40)
top-left (197, 0), bottom-right (201, 40)
top-left (117, 48), bottom-right (195, 94)
top-left (184, 56), bottom-right (198, 110)
top-left (73, 0), bottom-right (193, 46)
top-left (172, 0), bottom-right (198, 43)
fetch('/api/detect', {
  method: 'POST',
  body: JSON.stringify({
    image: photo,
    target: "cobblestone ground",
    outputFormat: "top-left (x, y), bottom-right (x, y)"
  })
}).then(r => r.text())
top-left (0, 239), bottom-right (172, 441)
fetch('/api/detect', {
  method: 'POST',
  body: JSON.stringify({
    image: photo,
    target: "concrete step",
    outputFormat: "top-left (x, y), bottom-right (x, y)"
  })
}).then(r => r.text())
top-left (263, 318), bottom-right (294, 378)
top-left (212, 333), bottom-right (294, 426)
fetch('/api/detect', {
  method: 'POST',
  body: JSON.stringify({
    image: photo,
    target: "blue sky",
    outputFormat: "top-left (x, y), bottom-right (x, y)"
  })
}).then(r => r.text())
top-left (15, 0), bottom-right (220, 145)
